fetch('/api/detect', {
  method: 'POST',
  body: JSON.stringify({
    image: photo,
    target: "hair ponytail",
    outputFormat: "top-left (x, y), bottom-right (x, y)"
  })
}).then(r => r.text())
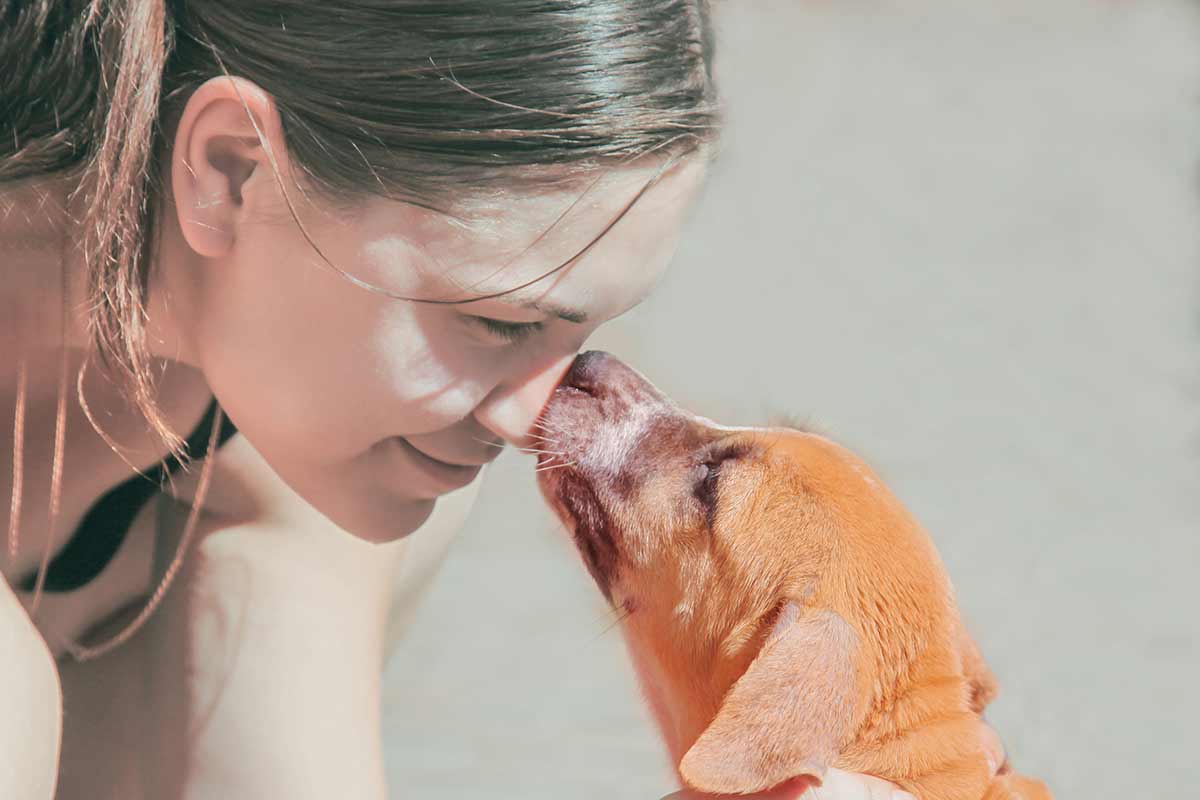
top-left (1, 0), bottom-right (187, 460)
top-left (79, 0), bottom-right (185, 458)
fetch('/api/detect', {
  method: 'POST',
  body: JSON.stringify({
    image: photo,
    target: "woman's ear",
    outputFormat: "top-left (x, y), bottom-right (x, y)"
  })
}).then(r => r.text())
top-left (170, 76), bottom-right (287, 258)
top-left (679, 603), bottom-right (860, 795)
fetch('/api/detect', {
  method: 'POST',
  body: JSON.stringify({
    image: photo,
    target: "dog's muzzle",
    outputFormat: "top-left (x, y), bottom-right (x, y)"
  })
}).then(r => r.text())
top-left (534, 351), bottom-right (690, 598)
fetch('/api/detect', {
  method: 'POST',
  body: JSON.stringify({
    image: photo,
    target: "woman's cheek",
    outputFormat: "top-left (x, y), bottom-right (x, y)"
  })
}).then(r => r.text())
top-left (356, 314), bottom-right (491, 434)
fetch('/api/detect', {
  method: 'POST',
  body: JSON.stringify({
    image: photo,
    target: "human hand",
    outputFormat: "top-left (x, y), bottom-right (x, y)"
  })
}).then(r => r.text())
top-left (660, 769), bottom-right (916, 800)
top-left (660, 722), bottom-right (1005, 800)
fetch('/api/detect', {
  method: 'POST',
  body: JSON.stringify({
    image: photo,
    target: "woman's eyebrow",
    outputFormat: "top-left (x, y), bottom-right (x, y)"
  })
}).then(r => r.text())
top-left (448, 291), bottom-right (589, 322)
top-left (514, 298), bottom-right (590, 324)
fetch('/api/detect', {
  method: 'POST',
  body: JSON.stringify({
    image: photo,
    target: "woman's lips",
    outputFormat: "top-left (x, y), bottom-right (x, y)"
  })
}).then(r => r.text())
top-left (380, 436), bottom-right (483, 496)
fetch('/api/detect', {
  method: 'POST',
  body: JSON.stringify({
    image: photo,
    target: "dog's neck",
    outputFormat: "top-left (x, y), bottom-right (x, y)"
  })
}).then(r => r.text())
top-left (619, 622), bottom-right (752, 768)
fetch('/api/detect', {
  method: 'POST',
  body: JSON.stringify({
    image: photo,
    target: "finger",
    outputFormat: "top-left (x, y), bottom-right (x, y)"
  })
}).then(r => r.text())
top-left (977, 723), bottom-right (1007, 776)
top-left (810, 768), bottom-right (915, 800)
top-left (661, 771), bottom-right (914, 800)
top-left (660, 785), bottom-right (807, 800)
top-left (660, 777), bottom-right (814, 800)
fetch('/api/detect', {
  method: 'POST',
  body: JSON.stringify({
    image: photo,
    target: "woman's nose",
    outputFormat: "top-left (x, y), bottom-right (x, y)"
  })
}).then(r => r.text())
top-left (472, 352), bottom-right (576, 447)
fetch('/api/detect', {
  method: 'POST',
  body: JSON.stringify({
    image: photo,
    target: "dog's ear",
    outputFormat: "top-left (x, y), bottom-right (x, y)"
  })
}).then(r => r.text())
top-left (679, 603), bottom-right (859, 795)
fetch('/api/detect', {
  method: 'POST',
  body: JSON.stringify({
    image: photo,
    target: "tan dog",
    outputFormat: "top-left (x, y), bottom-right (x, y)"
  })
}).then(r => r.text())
top-left (535, 352), bottom-right (1051, 800)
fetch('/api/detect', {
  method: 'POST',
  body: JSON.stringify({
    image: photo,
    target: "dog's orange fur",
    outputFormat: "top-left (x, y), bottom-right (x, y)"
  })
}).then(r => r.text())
top-left (539, 383), bottom-right (1052, 799)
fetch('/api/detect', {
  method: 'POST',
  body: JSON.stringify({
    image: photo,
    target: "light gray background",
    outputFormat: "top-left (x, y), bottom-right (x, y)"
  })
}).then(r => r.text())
top-left (384, 2), bottom-right (1200, 798)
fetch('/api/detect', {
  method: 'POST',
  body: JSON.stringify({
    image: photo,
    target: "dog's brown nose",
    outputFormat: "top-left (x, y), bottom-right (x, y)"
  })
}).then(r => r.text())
top-left (550, 350), bottom-right (680, 433)
top-left (560, 350), bottom-right (675, 412)
top-left (562, 350), bottom-right (618, 396)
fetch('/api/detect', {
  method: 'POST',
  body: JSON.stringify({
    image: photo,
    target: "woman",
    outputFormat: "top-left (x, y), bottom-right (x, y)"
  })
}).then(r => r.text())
top-left (2, 2), bottom-right (962, 798)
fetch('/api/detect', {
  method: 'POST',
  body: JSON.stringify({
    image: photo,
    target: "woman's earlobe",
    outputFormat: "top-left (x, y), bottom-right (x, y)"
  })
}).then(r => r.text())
top-left (177, 178), bottom-right (233, 256)
top-left (178, 198), bottom-right (234, 257)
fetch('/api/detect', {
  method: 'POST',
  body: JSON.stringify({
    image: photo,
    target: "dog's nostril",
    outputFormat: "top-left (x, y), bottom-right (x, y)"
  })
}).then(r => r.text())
top-left (561, 351), bottom-right (612, 397)
top-left (560, 381), bottom-right (595, 398)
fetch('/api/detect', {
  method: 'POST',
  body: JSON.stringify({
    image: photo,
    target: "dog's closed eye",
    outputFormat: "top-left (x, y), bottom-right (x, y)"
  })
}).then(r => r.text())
top-left (692, 459), bottom-right (723, 509)
top-left (692, 443), bottom-right (753, 528)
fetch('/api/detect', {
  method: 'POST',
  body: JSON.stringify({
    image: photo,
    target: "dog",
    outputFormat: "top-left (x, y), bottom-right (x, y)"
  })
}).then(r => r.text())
top-left (534, 351), bottom-right (1051, 800)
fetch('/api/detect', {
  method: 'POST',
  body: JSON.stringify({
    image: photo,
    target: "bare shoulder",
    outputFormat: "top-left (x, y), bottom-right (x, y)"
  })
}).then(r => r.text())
top-left (1, 573), bottom-right (61, 698)
top-left (1, 577), bottom-right (62, 799)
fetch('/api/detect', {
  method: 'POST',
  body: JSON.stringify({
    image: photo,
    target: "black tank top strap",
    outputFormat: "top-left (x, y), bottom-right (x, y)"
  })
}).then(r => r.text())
top-left (18, 397), bottom-right (239, 594)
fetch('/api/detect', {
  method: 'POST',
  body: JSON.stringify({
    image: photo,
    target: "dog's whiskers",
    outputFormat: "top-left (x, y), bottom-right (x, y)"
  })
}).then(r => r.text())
top-left (531, 422), bottom-right (564, 438)
top-left (591, 603), bottom-right (635, 641)
top-left (535, 460), bottom-right (576, 473)
top-left (522, 448), bottom-right (566, 457)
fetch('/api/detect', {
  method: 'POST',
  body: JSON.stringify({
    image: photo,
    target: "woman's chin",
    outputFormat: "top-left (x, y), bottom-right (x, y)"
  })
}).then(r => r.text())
top-left (337, 497), bottom-right (438, 543)
top-left (299, 480), bottom-right (438, 543)
top-left (254, 446), bottom-right (444, 542)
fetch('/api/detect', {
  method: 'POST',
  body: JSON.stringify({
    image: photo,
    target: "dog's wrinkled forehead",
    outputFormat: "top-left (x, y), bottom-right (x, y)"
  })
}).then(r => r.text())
top-left (580, 401), bottom-right (670, 477)
top-left (597, 411), bottom-right (707, 490)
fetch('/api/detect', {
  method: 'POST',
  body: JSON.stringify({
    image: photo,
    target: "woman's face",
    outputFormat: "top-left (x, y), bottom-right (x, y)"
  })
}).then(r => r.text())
top-left (159, 90), bottom-right (708, 541)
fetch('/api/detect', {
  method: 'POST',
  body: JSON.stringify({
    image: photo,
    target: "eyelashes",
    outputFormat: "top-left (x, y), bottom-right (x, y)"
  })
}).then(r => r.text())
top-left (466, 315), bottom-right (545, 344)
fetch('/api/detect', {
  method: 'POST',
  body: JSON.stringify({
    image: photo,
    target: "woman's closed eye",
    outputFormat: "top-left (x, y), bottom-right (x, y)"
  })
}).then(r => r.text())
top-left (464, 314), bottom-right (546, 344)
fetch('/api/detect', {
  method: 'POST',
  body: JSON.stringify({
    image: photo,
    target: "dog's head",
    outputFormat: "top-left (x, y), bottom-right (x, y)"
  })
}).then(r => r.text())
top-left (536, 352), bottom-right (959, 795)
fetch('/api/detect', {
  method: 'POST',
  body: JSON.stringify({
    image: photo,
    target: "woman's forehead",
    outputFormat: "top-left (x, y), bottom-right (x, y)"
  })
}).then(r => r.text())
top-left (355, 158), bottom-right (707, 310)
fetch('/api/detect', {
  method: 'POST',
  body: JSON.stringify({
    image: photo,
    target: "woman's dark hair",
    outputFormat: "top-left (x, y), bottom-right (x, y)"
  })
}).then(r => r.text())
top-left (0, 0), bottom-right (719, 455)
